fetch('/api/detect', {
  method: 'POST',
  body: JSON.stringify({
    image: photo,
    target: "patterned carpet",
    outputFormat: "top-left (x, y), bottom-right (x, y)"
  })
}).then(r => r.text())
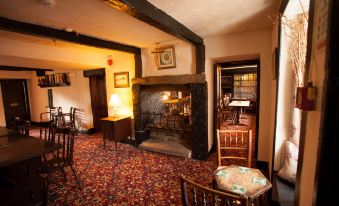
top-left (30, 130), bottom-right (217, 206)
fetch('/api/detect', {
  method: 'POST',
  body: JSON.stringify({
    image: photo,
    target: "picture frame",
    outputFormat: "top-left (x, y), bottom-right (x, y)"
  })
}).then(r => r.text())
top-left (272, 47), bottom-right (279, 80)
top-left (114, 72), bottom-right (129, 88)
top-left (156, 46), bottom-right (176, 69)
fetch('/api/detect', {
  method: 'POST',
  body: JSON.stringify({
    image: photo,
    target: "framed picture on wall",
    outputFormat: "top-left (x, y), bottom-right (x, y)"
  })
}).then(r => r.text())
top-left (114, 72), bottom-right (129, 88)
top-left (156, 46), bottom-right (176, 69)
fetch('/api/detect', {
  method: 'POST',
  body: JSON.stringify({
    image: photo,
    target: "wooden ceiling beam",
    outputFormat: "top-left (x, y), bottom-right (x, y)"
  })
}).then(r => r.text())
top-left (0, 65), bottom-right (53, 72)
top-left (0, 17), bottom-right (141, 54)
top-left (104, 0), bottom-right (203, 45)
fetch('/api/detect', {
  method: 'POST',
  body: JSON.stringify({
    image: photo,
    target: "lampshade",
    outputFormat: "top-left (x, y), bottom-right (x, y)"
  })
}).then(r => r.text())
top-left (109, 94), bottom-right (121, 107)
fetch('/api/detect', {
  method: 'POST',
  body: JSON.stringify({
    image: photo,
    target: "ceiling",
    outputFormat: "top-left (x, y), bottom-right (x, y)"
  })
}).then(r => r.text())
top-left (147, 0), bottom-right (281, 38)
top-left (0, 0), bottom-right (280, 71)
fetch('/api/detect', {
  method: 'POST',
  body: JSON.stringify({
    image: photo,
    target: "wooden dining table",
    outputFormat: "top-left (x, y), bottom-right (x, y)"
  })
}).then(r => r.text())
top-left (215, 165), bottom-right (272, 206)
top-left (228, 100), bottom-right (250, 124)
top-left (0, 129), bottom-right (61, 205)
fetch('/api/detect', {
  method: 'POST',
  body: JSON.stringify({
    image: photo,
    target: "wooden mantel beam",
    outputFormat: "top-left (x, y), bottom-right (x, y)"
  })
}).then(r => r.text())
top-left (104, 0), bottom-right (203, 45)
top-left (131, 74), bottom-right (206, 85)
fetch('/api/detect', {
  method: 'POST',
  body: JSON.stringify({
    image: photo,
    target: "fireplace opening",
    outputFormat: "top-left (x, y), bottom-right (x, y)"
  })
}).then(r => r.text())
top-left (136, 84), bottom-right (192, 158)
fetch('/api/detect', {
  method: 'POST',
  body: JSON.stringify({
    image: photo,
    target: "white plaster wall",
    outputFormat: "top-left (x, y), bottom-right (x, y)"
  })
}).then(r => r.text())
top-left (274, 34), bottom-right (296, 170)
top-left (205, 28), bottom-right (273, 163)
top-left (141, 39), bottom-right (195, 76)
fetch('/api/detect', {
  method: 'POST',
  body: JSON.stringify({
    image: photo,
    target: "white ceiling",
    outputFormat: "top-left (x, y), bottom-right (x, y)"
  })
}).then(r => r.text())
top-left (147, 0), bottom-right (280, 38)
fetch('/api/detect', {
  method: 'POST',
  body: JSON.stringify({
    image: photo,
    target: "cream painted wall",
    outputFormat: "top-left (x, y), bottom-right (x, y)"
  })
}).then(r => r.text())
top-left (0, 37), bottom-right (108, 68)
top-left (205, 28), bottom-right (273, 163)
top-left (0, 86), bottom-right (5, 126)
top-left (28, 71), bottom-right (93, 131)
top-left (105, 51), bottom-right (135, 118)
top-left (141, 39), bottom-right (195, 77)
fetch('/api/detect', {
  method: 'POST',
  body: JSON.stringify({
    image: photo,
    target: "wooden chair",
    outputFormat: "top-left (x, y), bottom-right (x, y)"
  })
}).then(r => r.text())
top-left (180, 175), bottom-right (245, 206)
top-left (218, 100), bottom-right (236, 126)
top-left (11, 117), bottom-right (30, 136)
top-left (217, 129), bottom-right (252, 168)
top-left (39, 128), bottom-right (82, 198)
top-left (62, 107), bottom-right (78, 132)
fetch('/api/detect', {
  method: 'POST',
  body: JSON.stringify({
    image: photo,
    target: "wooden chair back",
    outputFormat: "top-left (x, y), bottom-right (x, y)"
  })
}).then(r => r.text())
top-left (54, 128), bottom-right (76, 166)
top-left (180, 175), bottom-right (245, 206)
top-left (217, 129), bottom-right (252, 168)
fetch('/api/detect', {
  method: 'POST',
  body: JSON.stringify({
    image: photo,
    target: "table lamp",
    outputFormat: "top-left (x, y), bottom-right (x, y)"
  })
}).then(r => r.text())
top-left (109, 94), bottom-right (121, 118)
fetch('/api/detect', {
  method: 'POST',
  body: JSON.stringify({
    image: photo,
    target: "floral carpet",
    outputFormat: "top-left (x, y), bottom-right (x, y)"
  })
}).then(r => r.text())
top-left (30, 130), bottom-right (217, 206)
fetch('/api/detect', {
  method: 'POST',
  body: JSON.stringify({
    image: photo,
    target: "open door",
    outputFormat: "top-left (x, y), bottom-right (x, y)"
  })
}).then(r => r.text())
top-left (83, 69), bottom-right (108, 132)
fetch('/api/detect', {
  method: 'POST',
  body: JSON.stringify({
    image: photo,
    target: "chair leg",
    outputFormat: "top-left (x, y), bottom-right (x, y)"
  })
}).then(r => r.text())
top-left (61, 168), bottom-right (68, 181)
top-left (70, 165), bottom-right (82, 190)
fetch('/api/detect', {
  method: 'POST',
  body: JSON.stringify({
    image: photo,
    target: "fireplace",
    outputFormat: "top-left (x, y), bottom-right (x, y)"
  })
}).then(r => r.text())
top-left (132, 75), bottom-right (208, 160)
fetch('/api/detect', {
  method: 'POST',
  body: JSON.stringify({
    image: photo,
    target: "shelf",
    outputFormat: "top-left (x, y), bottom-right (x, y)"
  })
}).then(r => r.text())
top-left (38, 83), bottom-right (71, 88)
top-left (38, 72), bottom-right (71, 88)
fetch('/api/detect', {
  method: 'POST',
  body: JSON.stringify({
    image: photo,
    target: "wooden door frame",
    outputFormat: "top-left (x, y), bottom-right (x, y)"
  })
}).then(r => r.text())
top-left (83, 68), bottom-right (108, 132)
top-left (213, 59), bottom-right (260, 159)
top-left (314, 0), bottom-right (338, 205)
top-left (0, 79), bottom-right (31, 126)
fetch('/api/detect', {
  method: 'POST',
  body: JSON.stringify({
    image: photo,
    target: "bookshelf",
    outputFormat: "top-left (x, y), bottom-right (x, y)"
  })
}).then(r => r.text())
top-left (38, 73), bottom-right (71, 88)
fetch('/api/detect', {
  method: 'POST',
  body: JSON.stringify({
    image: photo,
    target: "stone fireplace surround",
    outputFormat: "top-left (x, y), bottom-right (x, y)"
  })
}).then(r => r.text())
top-left (132, 74), bottom-right (208, 160)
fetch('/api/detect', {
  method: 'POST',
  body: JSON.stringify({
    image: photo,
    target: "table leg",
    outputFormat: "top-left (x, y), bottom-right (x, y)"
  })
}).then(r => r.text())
top-left (103, 138), bottom-right (106, 149)
top-left (235, 107), bottom-right (241, 124)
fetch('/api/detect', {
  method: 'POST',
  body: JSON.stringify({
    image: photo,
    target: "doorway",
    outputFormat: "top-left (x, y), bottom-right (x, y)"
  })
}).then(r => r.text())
top-left (214, 59), bottom-right (260, 160)
top-left (85, 69), bottom-right (108, 132)
top-left (0, 79), bottom-right (31, 128)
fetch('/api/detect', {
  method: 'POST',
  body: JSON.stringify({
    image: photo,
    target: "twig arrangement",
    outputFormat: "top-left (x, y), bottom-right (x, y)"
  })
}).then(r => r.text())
top-left (268, 1), bottom-right (309, 86)
top-left (281, 13), bottom-right (309, 86)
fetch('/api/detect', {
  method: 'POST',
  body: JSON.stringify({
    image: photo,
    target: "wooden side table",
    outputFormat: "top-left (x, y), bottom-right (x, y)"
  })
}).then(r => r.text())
top-left (100, 116), bottom-right (131, 149)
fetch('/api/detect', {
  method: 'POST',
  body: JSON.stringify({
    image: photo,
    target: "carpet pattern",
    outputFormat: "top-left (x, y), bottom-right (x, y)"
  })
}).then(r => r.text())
top-left (29, 112), bottom-right (261, 206)
top-left (30, 129), bottom-right (217, 206)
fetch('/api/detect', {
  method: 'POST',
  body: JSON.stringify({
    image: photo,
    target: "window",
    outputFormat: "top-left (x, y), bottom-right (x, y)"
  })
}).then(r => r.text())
top-left (233, 73), bottom-right (257, 100)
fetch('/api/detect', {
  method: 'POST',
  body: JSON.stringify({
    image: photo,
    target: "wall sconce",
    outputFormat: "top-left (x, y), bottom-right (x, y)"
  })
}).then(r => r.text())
top-left (109, 94), bottom-right (121, 118)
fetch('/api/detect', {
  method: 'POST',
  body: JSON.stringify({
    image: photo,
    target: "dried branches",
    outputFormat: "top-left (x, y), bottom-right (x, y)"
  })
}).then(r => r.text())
top-left (282, 13), bottom-right (309, 86)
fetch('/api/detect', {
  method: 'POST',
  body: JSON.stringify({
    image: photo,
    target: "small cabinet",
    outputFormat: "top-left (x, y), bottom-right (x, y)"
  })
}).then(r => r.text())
top-left (38, 73), bottom-right (71, 87)
top-left (100, 116), bottom-right (131, 149)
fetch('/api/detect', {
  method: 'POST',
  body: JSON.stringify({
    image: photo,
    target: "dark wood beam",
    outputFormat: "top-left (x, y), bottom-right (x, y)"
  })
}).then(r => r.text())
top-left (83, 68), bottom-right (106, 77)
top-left (0, 65), bottom-right (53, 72)
top-left (0, 17), bottom-right (141, 54)
top-left (131, 74), bottom-right (206, 85)
top-left (195, 44), bottom-right (205, 74)
top-left (105, 0), bottom-right (203, 45)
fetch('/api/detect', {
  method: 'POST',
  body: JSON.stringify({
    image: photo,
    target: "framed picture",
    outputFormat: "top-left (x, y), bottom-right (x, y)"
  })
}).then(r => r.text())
top-left (114, 72), bottom-right (129, 88)
top-left (156, 46), bottom-right (176, 69)
top-left (272, 47), bottom-right (279, 80)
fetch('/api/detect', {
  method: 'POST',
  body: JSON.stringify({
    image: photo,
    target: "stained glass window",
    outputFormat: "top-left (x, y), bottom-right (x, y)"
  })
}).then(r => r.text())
top-left (233, 73), bottom-right (257, 100)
